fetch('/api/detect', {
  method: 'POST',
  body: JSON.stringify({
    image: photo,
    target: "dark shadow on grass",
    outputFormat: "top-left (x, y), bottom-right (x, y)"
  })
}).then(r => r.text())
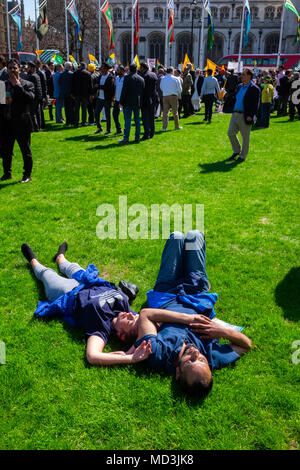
top-left (0, 181), bottom-right (20, 190)
top-left (184, 121), bottom-right (206, 126)
top-left (64, 133), bottom-right (100, 142)
top-left (275, 267), bottom-right (300, 321)
top-left (199, 158), bottom-right (240, 174)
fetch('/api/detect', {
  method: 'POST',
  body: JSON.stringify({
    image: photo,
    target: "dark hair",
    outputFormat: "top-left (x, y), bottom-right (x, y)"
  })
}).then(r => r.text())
top-left (80, 62), bottom-right (87, 69)
top-left (166, 66), bottom-right (174, 74)
top-left (207, 68), bottom-right (213, 76)
top-left (178, 372), bottom-right (213, 398)
top-left (244, 68), bottom-right (254, 79)
top-left (7, 58), bottom-right (20, 68)
top-left (0, 55), bottom-right (6, 66)
top-left (140, 61), bottom-right (149, 71)
top-left (102, 62), bottom-right (110, 69)
top-left (118, 65), bottom-right (125, 72)
top-left (129, 63), bottom-right (137, 73)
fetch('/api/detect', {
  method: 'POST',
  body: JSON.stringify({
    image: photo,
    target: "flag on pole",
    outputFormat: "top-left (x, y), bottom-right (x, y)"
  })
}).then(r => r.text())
top-left (101, 1), bottom-right (115, 50)
top-left (88, 53), bottom-right (99, 66)
top-left (11, 9), bottom-right (23, 51)
top-left (243, 0), bottom-right (251, 47)
top-left (35, 1), bottom-right (49, 40)
top-left (285, 0), bottom-right (300, 18)
top-left (182, 53), bottom-right (191, 71)
top-left (205, 58), bottom-right (217, 76)
top-left (204, 0), bottom-right (214, 50)
top-left (69, 55), bottom-right (78, 69)
top-left (39, 49), bottom-right (60, 63)
top-left (294, 17), bottom-right (300, 43)
top-left (51, 55), bottom-right (64, 65)
top-left (168, 0), bottom-right (175, 44)
top-left (67, 0), bottom-right (82, 42)
top-left (133, 55), bottom-right (140, 68)
top-left (134, 0), bottom-right (139, 46)
top-left (35, 49), bottom-right (44, 56)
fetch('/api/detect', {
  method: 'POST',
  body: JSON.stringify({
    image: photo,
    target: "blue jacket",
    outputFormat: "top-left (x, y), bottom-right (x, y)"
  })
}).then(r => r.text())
top-left (34, 264), bottom-right (114, 327)
top-left (147, 289), bottom-right (218, 319)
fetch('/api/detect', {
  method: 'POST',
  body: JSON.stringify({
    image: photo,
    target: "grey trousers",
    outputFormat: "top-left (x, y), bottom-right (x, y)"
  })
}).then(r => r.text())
top-left (227, 112), bottom-right (252, 160)
top-left (33, 261), bottom-right (83, 303)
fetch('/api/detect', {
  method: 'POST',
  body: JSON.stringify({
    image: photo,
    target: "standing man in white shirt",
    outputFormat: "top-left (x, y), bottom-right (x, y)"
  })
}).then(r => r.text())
top-left (160, 67), bottom-right (182, 132)
top-left (113, 65), bottom-right (125, 135)
top-left (94, 63), bottom-right (115, 135)
top-left (200, 68), bottom-right (220, 123)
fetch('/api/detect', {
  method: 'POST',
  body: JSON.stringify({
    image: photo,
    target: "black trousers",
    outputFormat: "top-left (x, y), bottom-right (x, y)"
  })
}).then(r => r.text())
top-left (64, 97), bottom-right (75, 125)
top-left (113, 101), bottom-right (122, 131)
top-left (2, 132), bottom-right (33, 177)
top-left (289, 101), bottom-right (300, 120)
top-left (203, 94), bottom-right (215, 121)
top-left (141, 103), bottom-right (155, 138)
top-left (182, 94), bottom-right (191, 117)
top-left (95, 98), bottom-right (111, 132)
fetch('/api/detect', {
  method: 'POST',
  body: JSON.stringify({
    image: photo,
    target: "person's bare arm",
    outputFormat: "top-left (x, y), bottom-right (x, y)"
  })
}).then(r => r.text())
top-left (86, 334), bottom-right (151, 366)
top-left (189, 316), bottom-right (252, 356)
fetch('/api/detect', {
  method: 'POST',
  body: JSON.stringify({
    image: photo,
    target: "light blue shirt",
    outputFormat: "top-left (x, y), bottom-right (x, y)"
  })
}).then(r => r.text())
top-left (233, 82), bottom-right (251, 112)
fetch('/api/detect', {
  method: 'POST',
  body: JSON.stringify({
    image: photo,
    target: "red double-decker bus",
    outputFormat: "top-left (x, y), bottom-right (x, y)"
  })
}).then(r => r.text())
top-left (217, 54), bottom-right (300, 70)
top-left (0, 52), bottom-right (37, 64)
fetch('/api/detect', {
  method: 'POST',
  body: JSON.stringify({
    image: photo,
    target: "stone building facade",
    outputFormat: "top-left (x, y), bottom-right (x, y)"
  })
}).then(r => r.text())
top-left (107, 0), bottom-right (300, 66)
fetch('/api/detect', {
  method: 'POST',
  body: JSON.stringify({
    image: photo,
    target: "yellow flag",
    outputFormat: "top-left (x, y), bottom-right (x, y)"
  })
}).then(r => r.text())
top-left (35, 49), bottom-right (44, 56)
top-left (88, 53), bottom-right (96, 63)
top-left (110, 53), bottom-right (115, 59)
top-left (205, 59), bottom-right (217, 76)
top-left (182, 53), bottom-right (191, 72)
top-left (133, 55), bottom-right (140, 68)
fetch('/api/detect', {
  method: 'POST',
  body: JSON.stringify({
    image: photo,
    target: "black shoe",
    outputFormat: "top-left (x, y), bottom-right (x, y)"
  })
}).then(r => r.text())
top-left (21, 243), bottom-right (36, 262)
top-left (95, 127), bottom-right (103, 134)
top-left (118, 281), bottom-right (139, 302)
top-left (20, 176), bottom-right (31, 183)
top-left (0, 174), bottom-right (12, 181)
top-left (141, 135), bottom-right (150, 140)
top-left (134, 138), bottom-right (140, 143)
top-left (236, 156), bottom-right (245, 163)
top-left (105, 130), bottom-right (111, 135)
top-left (228, 153), bottom-right (240, 161)
top-left (53, 241), bottom-right (68, 262)
top-left (119, 139), bottom-right (129, 144)
top-left (114, 129), bottom-right (122, 135)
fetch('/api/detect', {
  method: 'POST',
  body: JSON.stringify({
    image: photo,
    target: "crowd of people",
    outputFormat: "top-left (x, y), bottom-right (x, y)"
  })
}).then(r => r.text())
top-left (0, 53), bottom-right (299, 182)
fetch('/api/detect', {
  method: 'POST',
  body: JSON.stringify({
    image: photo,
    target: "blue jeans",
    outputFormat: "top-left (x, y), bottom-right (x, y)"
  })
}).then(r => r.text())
top-left (154, 230), bottom-right (209, 294)
top-left (55, 97), bottom-right (64, 123)
top-left (123, 106), bottom-right (140, 140)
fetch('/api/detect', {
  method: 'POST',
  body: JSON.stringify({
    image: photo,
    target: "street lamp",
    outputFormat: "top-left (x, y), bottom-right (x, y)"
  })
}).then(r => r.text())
top-left (228, 28), bottom-right (232, 54)
top-left (190, 0), bottom-right (197, 63)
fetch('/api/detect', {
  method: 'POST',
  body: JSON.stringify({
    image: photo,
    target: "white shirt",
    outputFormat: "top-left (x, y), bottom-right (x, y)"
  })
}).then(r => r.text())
top-left (99, 73), bottom-right (109, 100)
top-left (115, 75), bottom-right (124, 102)
top-left (200, 76), bottom-right (220, 97)
top-left (160, 74), bottom-right (182, 97)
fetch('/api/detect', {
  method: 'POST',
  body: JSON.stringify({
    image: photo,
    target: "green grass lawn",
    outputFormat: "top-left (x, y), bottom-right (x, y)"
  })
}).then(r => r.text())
top-left (0, 109), bottom-right (299, 450)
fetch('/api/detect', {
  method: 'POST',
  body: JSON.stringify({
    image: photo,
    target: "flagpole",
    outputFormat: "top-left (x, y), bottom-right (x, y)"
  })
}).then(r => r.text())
top-left (199, 1), bottom-right (205, 69)
top-left (165, 0), bottom-right (169, 66)
top-left (6, 0), bottom-right (11, 58)
top-left (35, 0), bottom-right (39, 51)
top-left (277, 0), bottom-right (285, 69)
top-left (65, 0), bottom-right (69, 59)
top-left (131, 0), bottom-right (134, 61)
top-left (237, 1), bottom-right (246, 73)
top-left (98, 0), bottom-right (102, 64)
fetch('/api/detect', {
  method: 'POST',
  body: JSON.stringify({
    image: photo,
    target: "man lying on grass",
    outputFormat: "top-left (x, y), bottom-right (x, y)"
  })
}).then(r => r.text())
top-left (87, 231), bottom-right (252, 397)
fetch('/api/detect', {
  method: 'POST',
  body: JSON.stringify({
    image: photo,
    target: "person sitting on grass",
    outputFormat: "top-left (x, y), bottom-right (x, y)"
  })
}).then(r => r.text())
top-left (21, 242), bottom-right (152, 365)
top-left (87, 231), bottom-right (252, 397)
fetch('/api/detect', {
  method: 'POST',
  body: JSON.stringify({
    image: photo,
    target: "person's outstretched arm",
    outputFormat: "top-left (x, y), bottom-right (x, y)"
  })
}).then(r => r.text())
top-left (86, 334), bottom-right (151, 366)
top-left (189, 316), bottom-right (252, 356)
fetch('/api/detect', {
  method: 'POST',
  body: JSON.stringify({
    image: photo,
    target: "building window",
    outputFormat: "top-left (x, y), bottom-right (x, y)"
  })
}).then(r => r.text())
top-left (193, 7), bottom-right (201, 20)
top-left (181, 7), bottom-right (190, 21)
top-left (177, 34), bottom-right (192, 64)
top-left (251, 6), bottom-right (259, 20)
top-left (149, 34), bottom-right (164, 63)
top-left (211, 7), bottom-right (218, 19)
top-left (264, 33), bottom-right (279, 53)
top-left (113, 8), bottom-right (122, 23)
top-left (235, 7), bottom-right (243, 20)
top-left (265, 6), bottom-right (275, 20)
top-left (140, 7), bottom-right (148, 23)
top-left (277, 6), bottom-right (283, 19)
top-left (128, 8), bottom-right (132, 20)
top-left (154, 7), bottom-right (163, 22)
top-left (121, 33), bottom-right (131, 66)
top-left (220, 7), bottom-right (229, 21)
top-left (209, 33), bottom-right (224, 62)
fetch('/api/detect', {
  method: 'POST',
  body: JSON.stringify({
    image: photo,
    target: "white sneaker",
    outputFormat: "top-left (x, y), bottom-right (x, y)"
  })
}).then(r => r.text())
top-left (162, 128), bottom-right (167, 132)
top-left (175, 126), bottom-right (183, 130)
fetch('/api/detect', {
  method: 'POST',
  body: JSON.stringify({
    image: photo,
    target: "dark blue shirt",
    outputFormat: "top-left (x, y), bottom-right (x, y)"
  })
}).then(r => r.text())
top-left (135, 299), bottom-right (240, 374)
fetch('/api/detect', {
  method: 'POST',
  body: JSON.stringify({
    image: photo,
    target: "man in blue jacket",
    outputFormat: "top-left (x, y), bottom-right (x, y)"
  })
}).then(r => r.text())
top-left (227, 68), bottom-right (260, 163)
top-left (59, 62), bottom-right (75, 125)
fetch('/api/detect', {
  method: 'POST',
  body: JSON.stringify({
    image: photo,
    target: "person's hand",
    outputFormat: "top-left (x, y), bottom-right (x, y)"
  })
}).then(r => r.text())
top-left (189, 316), bottom-right (226, 339)
top-left (9, 75), bottom-right (20, 87)
top-left (125, 345), bottom-right (136, 355)
top-left (186, 314), bottom-right (210, 325)
top-left (131, 340), bottom-right (152, 363)
top-left (246, 116), bottom-right (252, 122)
